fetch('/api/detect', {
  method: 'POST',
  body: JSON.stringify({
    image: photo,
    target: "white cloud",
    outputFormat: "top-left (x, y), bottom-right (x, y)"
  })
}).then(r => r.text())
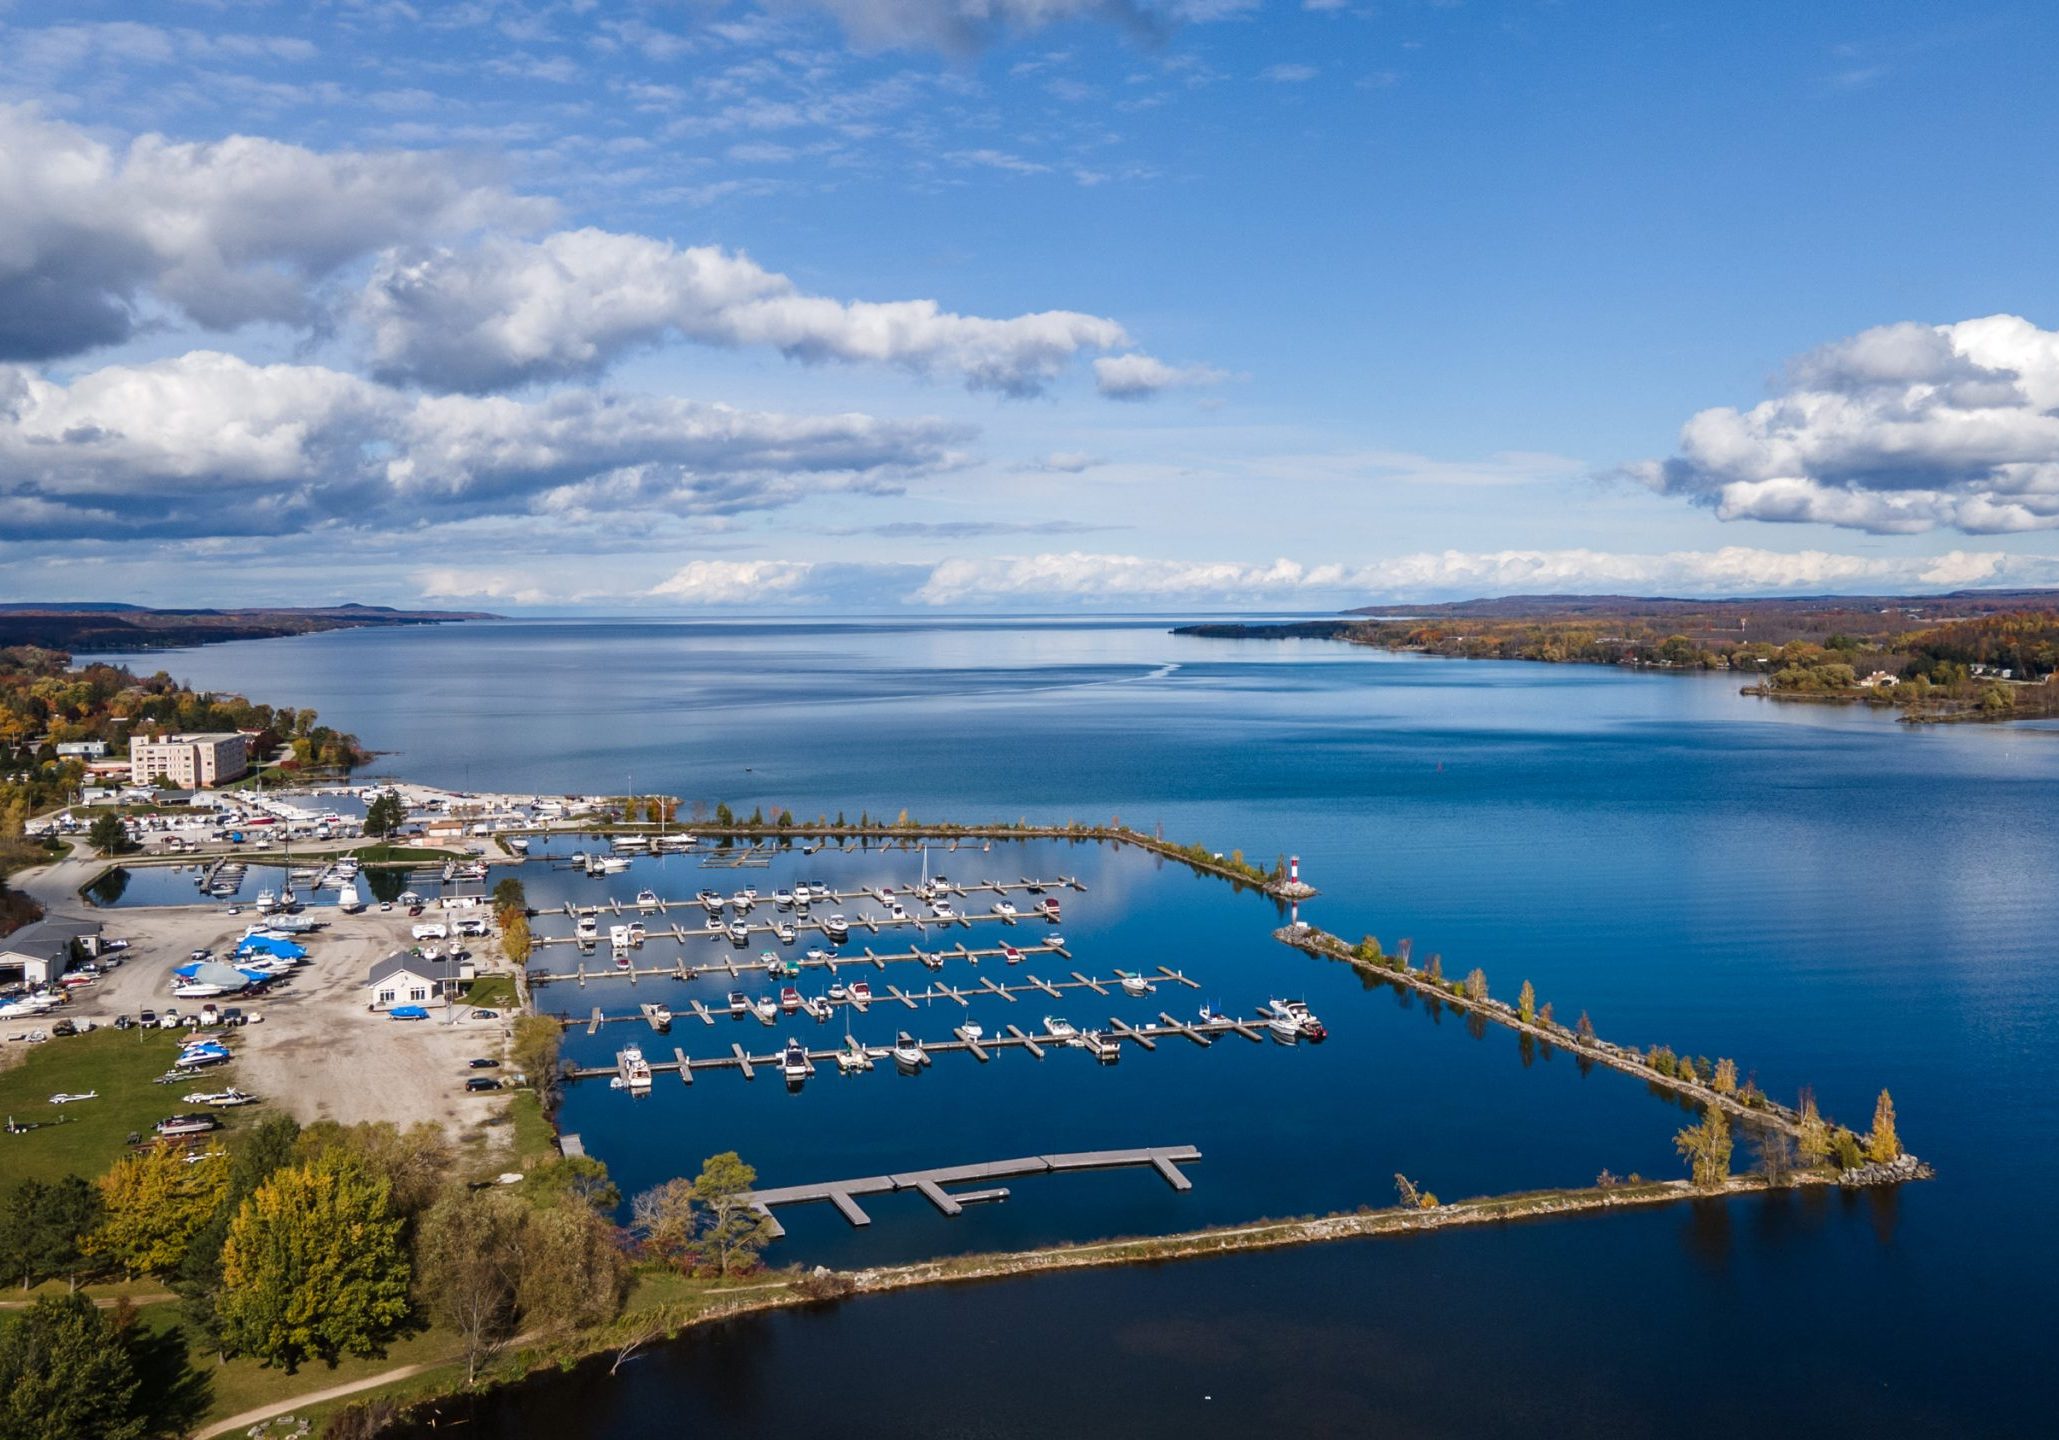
top-left (649, 559), bottom-right (817, 604)
top-left (1092, 352), bottom-right (1226, 400)
top-left (0, 351), bottom-right (968, 538)
top-left (0, 103), bottom-right (547, 360)
top-left (360, 227), bottom-right (1152, 396)
top-left (1644, 314), bottom-right (2059, 534)
top-left (413, 567), bottom-right (553, 607)
top-left (1260, 63), bottom-right (1319, 83)
top-left (909, 546), bottom-right (2051, 606)
top-left (763, 0), bottom-right (1258, 56)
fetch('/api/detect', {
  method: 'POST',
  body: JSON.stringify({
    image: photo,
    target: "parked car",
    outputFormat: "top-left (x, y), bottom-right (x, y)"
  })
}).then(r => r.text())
top-left (221, 1007), bottom-right (245, 1026)
top-left (138, 1009), bottom-right (157, 1027)
top-left (50, 1018), bottom-right (77, 1037)
top-left (464, 1076), bottom-right (501, 1092)
top-left (469, 1008), bottom-right (498, 1020)
top-left (114, 1014), bottom-right (134, 1031)
top-left (467, 1057), bottom-right (501, 1069)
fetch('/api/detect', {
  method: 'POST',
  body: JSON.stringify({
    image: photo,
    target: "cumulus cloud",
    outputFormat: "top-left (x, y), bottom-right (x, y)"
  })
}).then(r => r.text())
top-left (1642, 314), bottom-right (2059, 534)
top-left (0, 351), bottom-right (967, 538)
top-left (1092, 353), bottom-right (1226, 400)
top-left (360, 227), bottom-right (1149, 396)
top-left (910, 546), bottom-right (2045, 606)
top-left (649, 559), bottom-right (818, 603)
top-left (764, 0), bottom-right (1255, 55)
top-left (0, 103), bottom-right (545, 361)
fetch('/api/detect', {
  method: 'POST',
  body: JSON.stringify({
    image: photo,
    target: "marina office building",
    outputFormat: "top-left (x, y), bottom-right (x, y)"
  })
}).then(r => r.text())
top-left (128, 731), bottom-right (249, 789)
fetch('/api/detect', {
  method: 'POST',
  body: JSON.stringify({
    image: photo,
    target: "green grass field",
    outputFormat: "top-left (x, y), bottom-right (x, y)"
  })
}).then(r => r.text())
top-left (460, 974), bottom-right (517, 1010)
top-left (349, 844), bottom-right (472, 863)
top-left (0, 1028), bottom-right (223, 1183)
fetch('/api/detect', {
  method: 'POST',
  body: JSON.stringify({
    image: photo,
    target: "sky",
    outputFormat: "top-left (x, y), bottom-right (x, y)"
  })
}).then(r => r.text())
top-left (5, 0), bottom-right (2059, 612)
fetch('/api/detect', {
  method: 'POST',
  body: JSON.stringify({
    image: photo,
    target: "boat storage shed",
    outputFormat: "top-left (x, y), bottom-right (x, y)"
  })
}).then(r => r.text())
top-left (0, 917), bottom-right (104, 987)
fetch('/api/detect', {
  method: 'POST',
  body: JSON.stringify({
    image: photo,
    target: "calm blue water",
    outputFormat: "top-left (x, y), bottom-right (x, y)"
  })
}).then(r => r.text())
top-left (102, 618), bottom-right (2059, 1435)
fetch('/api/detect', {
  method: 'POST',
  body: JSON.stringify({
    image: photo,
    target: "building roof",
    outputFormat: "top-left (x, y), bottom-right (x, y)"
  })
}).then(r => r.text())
top-left (0, 917), bottom-right (104, 956)
top-left (367, 952), bottom-right (440, 985)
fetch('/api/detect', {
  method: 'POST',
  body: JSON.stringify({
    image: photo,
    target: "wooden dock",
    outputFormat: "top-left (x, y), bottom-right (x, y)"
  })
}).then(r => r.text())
top-left (530, 907), bottom-right (1060, 952)
top-left (529, 938), bottom-right (1073, 985)
top-left (745, 1145), bottom-right (1202, 1236)
top-left (546, 973), bottom-right (1219, 1028)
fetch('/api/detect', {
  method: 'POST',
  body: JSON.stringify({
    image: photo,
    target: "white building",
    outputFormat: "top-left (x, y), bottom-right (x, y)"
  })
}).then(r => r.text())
top-left (129, 732), bottom-right (249, 788)
top-left (366, 953), bottom-right (446, 1010)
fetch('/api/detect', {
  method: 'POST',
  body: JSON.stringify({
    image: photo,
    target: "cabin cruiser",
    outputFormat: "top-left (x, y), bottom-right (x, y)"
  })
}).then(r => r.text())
top-left (772, 921), bottom-right (798, 945)
top-left (780, 1038), bottom-right (813, 1084)
top-left (1043, 1016), bottom-right (1079, 1041)
top-left (507, 836), bottom-right (531, 853)
top-left (1269, 998), bottom-right (1327, 1042)
top-left (751, 996), bottom-right (779, 1024)
top-left (848, 980), bottom-right (873, 1010)
top-left (635, 888), bottom-right (661, 912)
top-left (826, 980), bottom-right (849, 1003)
top-left (1039, 898), bottom-right (1061, 921)
top-left (727, 920), bottom-right (752, 946)
top-left (1079, 1030), bottom-right (1121, 1063)
top-left (640, 1002), bottom-right (673, 1031)
top-left (576, 915), bottom-right (600, 942)
top-left (698, 890), bottom-right (724, 914)
top-left (727, 990), bottom-right (749, 1015)
top-left (822, 914), bottom-right (850, 942)
top-left (615, 1046), bottom-right (653, 1091)
top-left (1266, 1010), bottom-right (1302, 1044)
top-left (954, 1020), bottom-right (985, 1044)
top-left (1001, 945), bottom-right (1023, 964)
top-left (779, 986), bottom-right (802, 1012)
top-left (1118, 971), bottom-right (1155, 997)
top-left (730, 890), bottom-right (755, 913)
top-left (931, 899), bottom-right (956, 919)
top-left (597, 856), bottom-right (632, 874)
top-left (887, 901), bottom-right (909, 921)
top-left (704, 916), bottom-right (725, 934)
top-left (802, 995), bottom-right (832, 1022)
top-left (253, 888), bottom-right (278, 914)
top-left (890, 1032), bottom-right (928, 1071)
top-left (772, 889), bottom-right (795, 909)
top-left (338, 880), bottom-right (366, 914)
top-left (1044, 934), bottom-right (1066, 950)
top-left (609, 924), bottom-right (632, 953)
top-left (992, 900), bottom-right (1018, 919)
top-left (612, 834), bottom-right (650, 852)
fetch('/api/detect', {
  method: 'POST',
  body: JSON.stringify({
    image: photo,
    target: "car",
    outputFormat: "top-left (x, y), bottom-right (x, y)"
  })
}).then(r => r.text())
top-left (50, 1018), bottom-right (77, 1037)
top-left (464, 1076), bottom-right (501, 1092)
top-left (469, 1008), bottom-right (498, 1020)
top-left (138, 1009), bottom-right (157, 1026)
top-left (221, 1007), bottom-right (245, 1026)
top-left (113, 1014), bottom-right (134, 1030)
top-left (379, 901), bottom-right (394, 912)
top-left (467, 1057), bottom-right (501, 1069)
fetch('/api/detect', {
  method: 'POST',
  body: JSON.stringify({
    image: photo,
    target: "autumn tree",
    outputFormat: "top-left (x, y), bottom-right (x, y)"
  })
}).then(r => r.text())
top-left (631, 1178), bottom-right (698, 1266)
top-left (174, 1114), bottom-right (300, 1361)
top-left (1462, 968), bottom-right (1488, 1003)
top-left (517, 1202), bottom-right (628, 1333)
top-left (416, 1189), bottom-right (527, 1384)
top-left (691, 1152), bottom-right (772, 1276)
top-left (1575, 1010), bottom-right (1596, 1045)
top-left (1795, 1090), bottom-right (1830, 1167)
top-left (1516, 979), bottom-right (1536, 1023)
top-left (89, 1146), bottom-right (230, 1279)
top-left (1866, 1089), bottom-right (1901, 1163)
top-left (512, 1014), bottom-right (566, 1109)
top-left (1674, 1107), bottom-right (1733, 1191)
top-left (0, 1293), bottom-right (148, 1440)
top-left (218, 1152), bottom-right (412, 1369)
top-left (1712, 1057), bottom-right (1738, 1095)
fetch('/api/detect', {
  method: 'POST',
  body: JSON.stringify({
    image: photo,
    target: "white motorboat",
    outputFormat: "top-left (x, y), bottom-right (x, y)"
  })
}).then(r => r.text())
top-left (780, 1038), bottom-right (813, 1083)
top-left (640, 1002), bottom-right (673, 1031)
top-left (338, 880), bottom-right (366, 913)
top-left (635, 888), bottom-right (661, 912)
top-left (890, 1032), bottom-right (928, 1070)
top-left (954, 1021), bottom-right (985, 1044)
top-left (822, 914), bottom-right (850, 942)
top-left (616, 1046), bottom-right (653, 1091)
top-left (835, 1037), bottom-right (874, 1073)
top-left (751, 996), bottom-right (779, 1024)
top-left (1043, 1016), bottom-right (1079, 1041)
top-left (991, 900), bottom-right (1018, 919)
top-left (773, 922), bottom-right (798, 945)
top-left (1080, 1030), bottom-right (1121, 1063)
top-left (1118, 971), bottom-right (1155, 997)
top-left (1266, 1011), bottom-right (1302, 1044)
top-left (727, 920), bottom-right (752, 945)
top-left (802, 995), bottom-right (832, 1022)
top-left (848, 980), bottom-right (873, 1009)
top-left (507, 836), bottom-right (530, 853)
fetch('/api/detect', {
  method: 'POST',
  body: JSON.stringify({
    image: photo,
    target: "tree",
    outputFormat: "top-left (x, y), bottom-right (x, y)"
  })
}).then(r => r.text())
top-left (631, 1178), bottom-right (697, 1265)
top-left (1866, 1089), bottom-right (1901, 1163)
top-left (0, 1176), bottom-right (102, 1290)
top-left (416, 1190), bottom-right (526, 1385)
top-left (500, 911), bottom-right (531, 966)
top-left (1795, 1090), bottom-right (1830, 1167)
top-left (713, 801), bottom-right (733, 826)
top-left (491, 877), bottom-right (527, 923)
top-left (0, 1293), bottom-right (147, 1440)
top-left (1516, 979), bottom-right (1536, 1023)
top-left (217, 1152), bottom-right (411, 1369)
top-left (298, 1120), bottom-right (452, 1218)
top-left (1674, 1107), bottom-right (1732, 1190)
top-left (1752, 1129), bottom-right (1798, 1186)
top-left (87, 811), bottom-right (128, 856)
top-left (89, 1147), bottom-right (230, 1279)
top-left (362, 791), bottom-right (406, 839)
top-left (1712, 1057), bottom-right (1738, 1094)
top-left (175, 1115), bottom-right (300, 1360)
top-left (1462, 968), bottom-right (1487, 1003)
top-left (691, 1152), bottom-right (772, 1276)
top-left (517, 1156), bottom-right (619, 1215)
top-left (512, 1014), bottom-right (565, 1110)
top-left (1576, 1011), bottom-right (1596, 1045)
top-left (515, 1202), bottom-right (628, 1333)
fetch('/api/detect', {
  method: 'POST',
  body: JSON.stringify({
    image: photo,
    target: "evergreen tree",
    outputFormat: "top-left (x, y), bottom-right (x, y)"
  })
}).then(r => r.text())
top-left (691, 1152), bottom-right (772, 1276)
top-left (0, 1293), bottom-right (147, 1440)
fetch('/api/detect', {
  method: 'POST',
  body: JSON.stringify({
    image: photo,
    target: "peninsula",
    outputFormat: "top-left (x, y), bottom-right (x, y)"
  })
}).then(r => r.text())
top-left (0, 603), bottom-right (497, 653)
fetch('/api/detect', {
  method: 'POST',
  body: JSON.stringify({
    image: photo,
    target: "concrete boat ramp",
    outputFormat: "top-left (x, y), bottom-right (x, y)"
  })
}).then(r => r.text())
top-left (746, 1145), bottom-right (1202, 1237)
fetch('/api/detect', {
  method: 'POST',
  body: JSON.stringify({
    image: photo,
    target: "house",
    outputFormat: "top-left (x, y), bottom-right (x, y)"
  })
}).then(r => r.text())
top-left (1856, 671), bottom-right (1900, 689)
top-left (55, 740), bottom-right (109, 759)
top-left (0, 917), bottom-right (104, 987)
top-left (366, 953), bottom-right (447, 1010)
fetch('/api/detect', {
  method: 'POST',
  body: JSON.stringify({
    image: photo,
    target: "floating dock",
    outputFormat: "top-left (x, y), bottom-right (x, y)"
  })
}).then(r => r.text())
top-left (745, 1145), bottom-right (1202, 1236)
top-left (527, 935), bottom-right (1085, 983)
top-left (543, 968), bottom-right (1198, 1023)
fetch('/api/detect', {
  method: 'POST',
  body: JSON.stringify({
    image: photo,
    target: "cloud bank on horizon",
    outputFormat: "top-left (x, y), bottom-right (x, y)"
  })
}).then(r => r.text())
top-left (2, 2), bottom-right (2057, 611)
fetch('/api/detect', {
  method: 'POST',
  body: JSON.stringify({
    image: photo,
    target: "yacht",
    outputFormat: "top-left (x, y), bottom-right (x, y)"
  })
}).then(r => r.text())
top-left (954, 1020), bottom-right (985, 1044)
top-left (822, 914), bottom-right (850, 942)
top-left (890, 1032), bottom-right (928, 1071)
top-left (616, 1046), bottom-right (653, 1092)
top-left (780, 1038), bottom-right (813, 1084)
top-left (1118, 971), bottom-right (1155, 997)
top-left (1043, 1016), bottom-right (1079, 1041)
top-left (253, 888), bottom-right (278, 914)
top-left (598, 856), bottom-right (632, 874)
top-left (338, 880), bottom-right (366, 914)
top-left (1266, 1010), bottom-right (1302, 1044)
top-left (635, 888), bottom-right (661, 912)
top-left (727, 920), bottom-right (752, 945)
top-left (848, 980), bottom-right (873, 1010)
top-left (752, 996), bottom-right (779, 1024)
top-left (1269, 998), bottom-right (1327, 1042)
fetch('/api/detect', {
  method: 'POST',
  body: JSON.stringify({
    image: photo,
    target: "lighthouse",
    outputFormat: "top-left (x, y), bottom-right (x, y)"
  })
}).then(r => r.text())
top-left (1289, 855), bottom-right (1301, 886)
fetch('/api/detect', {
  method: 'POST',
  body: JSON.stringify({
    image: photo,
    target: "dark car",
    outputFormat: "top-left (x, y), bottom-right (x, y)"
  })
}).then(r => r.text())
top-left (221, 1007), bottom-right (245, 1026)
top-left (138, 1009), bottom-right (158, 1026)
top-left (114, 1014), bottom-right (134, 1031)
top-left (50, 1018), bottom-right (77, 1037)
top-left (467, 1057), bottom-right (501, 1069)
top-left (469, 1008), bottom-right (498, 1020)
top-left (464, 1076), bottom-right (501, 1092)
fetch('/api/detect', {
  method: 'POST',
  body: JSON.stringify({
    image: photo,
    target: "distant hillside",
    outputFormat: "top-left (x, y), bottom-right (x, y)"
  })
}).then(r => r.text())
top-left (0, 603), bottom-right (499, 652)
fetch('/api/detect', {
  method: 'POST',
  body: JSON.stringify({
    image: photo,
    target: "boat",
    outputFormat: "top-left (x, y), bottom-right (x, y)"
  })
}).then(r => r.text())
top-left (1040, 898), bottom-right (1061, 920)
top-left (617, 1046), bottom-right (653, 1091)
top-left (954, 1021), bottom-right (985, 1043)
top-left (1044, 934), bottom-right (1066, 950)
top-left (827, 980), bottom-right (849, 1002)
top-left (802, 995), bottom-right (832, 1022)
top-left (609, 924), bottom-right (631, 951)
top-left (1266, 1011), bottom-right (1302, 1044)
top-left (780, 1038), bottom-right (813, 1083)
top-left (48, 1091), bottom-right (97, 1104)
top-left (835, 1036), bottom-right (874, 1073)
top-left (508, 836), bottom-right (531, 853)
top-left (627, 923), bottom-right (647, 945)
top-left (635, 888), bottom-right (661, 912)
top-left (890, 1032), bottom-right (928, 1070)
top-left (1118, 971), bottom-right (1154, 997)
top-left (183, 1087), bottom-right (258, 1107)
top-left (704, 916), bottom-right (725, 934)
top-left (727, 990), bottom-right (749, 1015)
top-left (932, 899), bottom-right (956, 919)
top-left (773, 889), bottom-right (795, 908)
top-left (278, 887), bottom-right (298, 911)
top-left (992, 900), bottom-right (1018, 919)
top-left (773, 922), bottom-right (797, 944)
top-left (751, 996), bottom-right (778, 1024)
top-left (1079, 1030), bottom-right (1121, 1063)
top-left (1043, 1016), bottom-right (1079, 1041)
top-left (576, 916), bottom-right (599, 941)
top-left (698, 889), bottom-right (724, 914)
top-left (640, 1002), bottom-right (673, 1031)
top-left (1001, 944), bottom-right (1023, 964)
top-left (338, 880), bottom-right (366, 913)
top-left (730, 891), bottom-right (755, 912)
top-left (1269, 998), bottom-right (1327, 1042)
top-left (848, 980), bottom-right (873, 1009)
top-left (778, 986), bottom-right (802, 1012)
top-left (253, 888), bottom-right (277, 913)
top-left (597, 856), bottom-right (632, 874)
top-left (822, 914), bottom-right (850, 942)
top-left (727, 921), bottom-right (751, 945)
top-left (155, 1114), bottom-right (220, 1138)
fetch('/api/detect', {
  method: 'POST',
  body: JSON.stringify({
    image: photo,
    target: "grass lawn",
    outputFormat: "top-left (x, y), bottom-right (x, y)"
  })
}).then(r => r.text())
top-left (350, 844), bottom-right (471, 864)
top-left (461, 974), bottom-right (517, 1009)
top-left (0, 1028), bottom-right (219, 1183)
top-left (505, 1089), bottom-right (556, 1167)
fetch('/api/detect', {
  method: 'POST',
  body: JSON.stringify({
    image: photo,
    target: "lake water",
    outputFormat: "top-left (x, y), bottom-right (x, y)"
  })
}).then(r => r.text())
top-left (100, 618), bottom-right (2059, 1436)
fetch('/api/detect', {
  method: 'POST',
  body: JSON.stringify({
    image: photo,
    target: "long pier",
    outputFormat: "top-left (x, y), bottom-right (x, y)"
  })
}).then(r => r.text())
top-left (547, 967), bottom-right (1203, 1027)
top-left (530, 908), bottom-right (1062, 951)
top-left (745, 1145), bottom-right (1202, 1236)
top-left (561, 1010), bottom-right (1268, 1084)
top-left (528, 936), bottom-right (1088, 984)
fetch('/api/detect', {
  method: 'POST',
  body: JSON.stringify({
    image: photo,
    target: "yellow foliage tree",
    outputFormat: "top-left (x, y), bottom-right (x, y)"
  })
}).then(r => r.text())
top-left (89, 1146), bottom-right (230, 1279)
top-left (1866, 1089), bottom-right (1901, 1163)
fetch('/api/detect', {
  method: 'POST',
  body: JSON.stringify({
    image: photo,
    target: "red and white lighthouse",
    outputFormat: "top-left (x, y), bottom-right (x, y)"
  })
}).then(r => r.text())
top-left (1288, 855), bottom-right (1301, 886)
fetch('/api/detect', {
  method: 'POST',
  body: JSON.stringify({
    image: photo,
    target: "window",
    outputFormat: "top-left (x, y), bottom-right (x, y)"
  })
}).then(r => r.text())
top-left (377, 989), bottom-right (394, 1004)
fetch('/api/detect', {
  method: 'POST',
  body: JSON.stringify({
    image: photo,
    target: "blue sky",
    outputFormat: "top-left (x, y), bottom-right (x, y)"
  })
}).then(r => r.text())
top-left (4, 0), bottom-right (2059, 610)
